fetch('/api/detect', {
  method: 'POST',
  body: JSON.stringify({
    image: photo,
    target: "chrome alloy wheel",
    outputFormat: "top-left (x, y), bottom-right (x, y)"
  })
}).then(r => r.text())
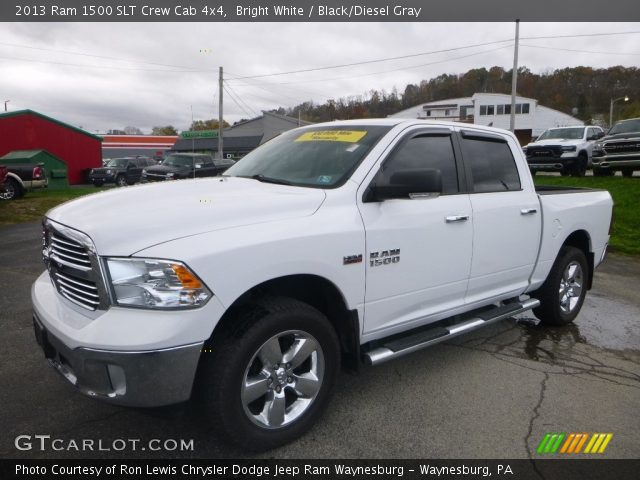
top-left (241, 330), bottom-right (324, 429)
top-left (559, 261), bottom-right (583, 314)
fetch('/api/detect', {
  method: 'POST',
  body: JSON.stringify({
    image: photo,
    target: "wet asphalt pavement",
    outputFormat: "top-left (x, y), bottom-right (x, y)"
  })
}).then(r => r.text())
top-left (0, 221), bottom-right (638, 459)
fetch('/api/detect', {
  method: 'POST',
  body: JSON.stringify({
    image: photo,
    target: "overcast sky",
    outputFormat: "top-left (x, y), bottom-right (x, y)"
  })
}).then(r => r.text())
top-left (1, 22), bottom-right (639, 133)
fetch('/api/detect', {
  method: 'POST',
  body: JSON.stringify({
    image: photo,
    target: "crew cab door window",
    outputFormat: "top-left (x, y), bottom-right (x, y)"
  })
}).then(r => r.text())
top-left (380, 134), bottom-right (460, 194)
top-left (358, 129), bottom-right (472, 337)
top-left (461, 135), bottom-right (520, 193)
top-left (459, 132), bottom-right (541, 304)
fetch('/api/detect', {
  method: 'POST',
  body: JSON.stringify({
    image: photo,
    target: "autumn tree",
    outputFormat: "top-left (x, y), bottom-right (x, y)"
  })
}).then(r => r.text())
top-left (151, 125), bottom-right (178, 135)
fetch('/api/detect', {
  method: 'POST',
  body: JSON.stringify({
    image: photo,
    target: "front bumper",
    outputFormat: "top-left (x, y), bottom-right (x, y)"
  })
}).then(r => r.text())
top-left (592, 156), bottom-right (640, 169)
top-left (30, 272), bottom-right (222, 407)
top-left (33, 312), bottom-right (202, 406)
top-left (89, 174), bottom-right (116, 183)
top-left (527, 156), bottom-right (578, 172)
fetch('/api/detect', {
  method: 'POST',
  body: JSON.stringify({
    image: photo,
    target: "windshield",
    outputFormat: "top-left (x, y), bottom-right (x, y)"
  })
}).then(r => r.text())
top-left (609, 119), bottom-right (640, 135)
top-left (537, 128), bottom-right (585, 140)
top-left (224, 125), bottom-right (392, 188)
top-left (105, 158), bottom-right (130, 167)
top-left (162, 155), bottom-right (194, 167)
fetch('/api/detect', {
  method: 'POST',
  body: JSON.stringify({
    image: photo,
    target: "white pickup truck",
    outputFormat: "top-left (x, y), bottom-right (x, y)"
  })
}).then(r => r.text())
top-left (32, 119), bottom-right (613, 450)
top-left (524, 125), bottom-right (605, 177)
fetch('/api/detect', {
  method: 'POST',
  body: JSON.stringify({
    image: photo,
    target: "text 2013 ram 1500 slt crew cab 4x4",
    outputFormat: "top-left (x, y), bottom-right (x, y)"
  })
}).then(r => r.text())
top-left (32, 120), bottom-right (613, 450)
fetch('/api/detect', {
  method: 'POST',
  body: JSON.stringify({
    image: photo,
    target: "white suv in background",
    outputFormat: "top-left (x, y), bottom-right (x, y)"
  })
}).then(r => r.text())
top-left (524, 126), bottom-right (605, 176)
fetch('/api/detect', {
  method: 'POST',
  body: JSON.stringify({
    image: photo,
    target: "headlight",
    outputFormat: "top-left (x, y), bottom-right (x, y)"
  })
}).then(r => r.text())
top-left (561, 146), bottom-right (577, 152)
top-left (105, 258), bottom-right (212, 309)
top-left (142, 169), bottom-right (147, 175)
top-left (106, 169), bottom-right (113, 174)
top-left (166, 172), bottom-right (175, 178)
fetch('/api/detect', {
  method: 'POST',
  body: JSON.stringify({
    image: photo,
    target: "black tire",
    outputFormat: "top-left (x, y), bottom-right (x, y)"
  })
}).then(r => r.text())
top-left (560, 169), bottom-right (570, 177)
top-left (531, 246), bottom-right (589, 326)
top-left (593, 167), bottom-right (613, 177)
top-left (115, 175), bottom-right (127, 187)
top-left (572, 154), bottom-right (587, 177)
top-left (92, 181), bottom-right (104, 187)
top-left (621, 168), bottom-right (634, 178)
top-left (0, 178), bottom-right (23, 200)
top-left (197, 296), bottom-right (340, 451)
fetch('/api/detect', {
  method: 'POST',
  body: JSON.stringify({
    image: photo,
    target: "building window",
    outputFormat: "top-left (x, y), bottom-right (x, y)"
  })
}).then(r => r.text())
top-left (504, 104), bottom-right (511, 115)
top-left (522, 103), bottom-right (530, 114)
top-left (426, 110), bottom-right (431, 117)
top-left (487, 105), bottom-right (495, 115)
top-left (515, 104), bottom-right (522, 114)
top-left (497, 105), bottom-right (504, 115)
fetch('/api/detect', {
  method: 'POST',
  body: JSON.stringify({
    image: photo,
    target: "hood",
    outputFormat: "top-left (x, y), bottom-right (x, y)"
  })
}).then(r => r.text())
top-left (91, 167), bottom-right (121, 174)
top-left (601, 132), bottom-right (640, 142)
top-left (526, 138), bottom-right (582, 148)
top-left (47, 177), bottom-right (326, 255)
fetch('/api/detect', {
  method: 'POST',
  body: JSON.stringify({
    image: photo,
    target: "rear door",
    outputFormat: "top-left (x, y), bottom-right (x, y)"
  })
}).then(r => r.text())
top-left (358, 127), bottom-right (473, 337)
top-left (457, 130), bottom-right (541, 304)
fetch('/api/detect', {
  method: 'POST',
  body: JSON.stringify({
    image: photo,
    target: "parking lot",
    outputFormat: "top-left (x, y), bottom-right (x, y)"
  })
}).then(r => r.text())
top-left (0, 221), bottom-right (638, 459)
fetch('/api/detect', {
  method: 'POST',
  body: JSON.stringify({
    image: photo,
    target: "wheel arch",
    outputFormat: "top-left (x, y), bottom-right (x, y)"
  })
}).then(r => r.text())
top-left (209, 274), bottom-right (361, 371)
top-left (562, 229), bottom-right (594, 290)
top-left (5, 172), bottom-right (25, 188)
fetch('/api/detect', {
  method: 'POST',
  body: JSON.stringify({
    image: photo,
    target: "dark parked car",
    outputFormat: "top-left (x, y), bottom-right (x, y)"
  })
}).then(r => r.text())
top-left (0, 163), bottom-right (47, 200)
top-left (89, 157), bottom-right (156, 187)
top-left (141, 153), bottom-right (233, 182)
top-left (592, 118), bottom-right (640, 177)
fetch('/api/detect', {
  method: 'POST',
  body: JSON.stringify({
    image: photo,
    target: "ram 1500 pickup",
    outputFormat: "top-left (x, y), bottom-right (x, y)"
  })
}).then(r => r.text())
top-left (0, 163), bottom-right (46, 200)
top-left (32, 120), bottom-right (613, 450)
top-left (592, 117), bottom-right (640, 177)
top-left (524, 125), bottom-right (605, 176)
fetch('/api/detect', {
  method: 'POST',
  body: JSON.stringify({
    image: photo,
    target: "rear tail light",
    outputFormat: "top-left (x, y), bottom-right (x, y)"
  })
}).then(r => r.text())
top-left (32, 166), bottom-right (43, 179)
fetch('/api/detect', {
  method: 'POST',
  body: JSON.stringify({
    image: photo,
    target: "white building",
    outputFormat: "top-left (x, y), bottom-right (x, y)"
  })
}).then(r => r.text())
top-left (390, 93), bottom-right (583, 144)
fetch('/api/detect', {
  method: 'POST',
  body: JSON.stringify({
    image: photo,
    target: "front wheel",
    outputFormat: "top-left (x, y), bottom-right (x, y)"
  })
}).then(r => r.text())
top-left (572, 154), bottom-right (587, 177)
top-left (621, 168), bottom-right (634, 178)
top-left (115, 175), bottom-right (128, 187)
top-left (198, 297), bottom-right (340, 451)
top-left (532, 246), bottom-right (588, 326)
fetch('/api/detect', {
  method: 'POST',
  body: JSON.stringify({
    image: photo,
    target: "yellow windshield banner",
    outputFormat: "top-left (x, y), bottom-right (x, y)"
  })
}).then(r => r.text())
top-left (295, 130), bottom-right (367, 143)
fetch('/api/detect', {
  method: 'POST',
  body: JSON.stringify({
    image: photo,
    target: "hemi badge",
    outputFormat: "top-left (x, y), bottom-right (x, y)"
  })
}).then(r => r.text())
top-left (343, 254), bottom-right (363, 265)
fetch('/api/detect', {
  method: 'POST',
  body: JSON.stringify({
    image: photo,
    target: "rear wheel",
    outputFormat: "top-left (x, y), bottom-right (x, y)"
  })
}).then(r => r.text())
top-left (593, 167), bottom-right (613, 177)
top-left (621, 168), bottom-right (634, 178)
top-left (198, 297), bottom-right (340, 451)
top-left (0, 178), bottom-right (23, 200)
top-left (532, 246), bottom-right (588, 326)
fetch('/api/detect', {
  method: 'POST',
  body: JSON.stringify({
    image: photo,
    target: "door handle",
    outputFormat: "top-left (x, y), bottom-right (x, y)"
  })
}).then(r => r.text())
top-left (520, 208), bottom-right (538, 215)
top-left (445, 215), bottom-right (470, 223)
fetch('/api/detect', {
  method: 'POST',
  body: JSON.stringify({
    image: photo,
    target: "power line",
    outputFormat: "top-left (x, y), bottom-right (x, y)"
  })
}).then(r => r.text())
top-left (224, 82), bottom-right (260, 118)
top-left (231, 38), bottom-right (514, 80)
top-left (231, 45), bottom-right (513, 87)
top-left (521, 44), bottom-right (640, 56)
top-left (521, 30), bottom-right (640, 41)
top-left (223, 83), bottom-right (257, 118)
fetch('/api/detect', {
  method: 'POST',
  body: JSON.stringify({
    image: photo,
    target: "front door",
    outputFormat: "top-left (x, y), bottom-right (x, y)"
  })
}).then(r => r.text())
top-left (358, 128), bottom-right (473, 338)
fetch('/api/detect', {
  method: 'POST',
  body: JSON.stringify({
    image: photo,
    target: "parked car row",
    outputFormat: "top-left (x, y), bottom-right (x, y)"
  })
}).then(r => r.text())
top-left (524, 118), bottom-right (640, 177)
top-left (90, 153), bottom-right (234, 187)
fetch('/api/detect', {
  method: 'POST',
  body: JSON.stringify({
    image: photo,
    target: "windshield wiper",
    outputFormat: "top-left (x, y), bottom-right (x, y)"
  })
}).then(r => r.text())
top-left (249, 174), bottom-right (292, 186)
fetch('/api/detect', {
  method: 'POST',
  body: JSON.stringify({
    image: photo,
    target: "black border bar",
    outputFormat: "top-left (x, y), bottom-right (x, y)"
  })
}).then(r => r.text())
top-left (3, 0), bottom-right (640, 22)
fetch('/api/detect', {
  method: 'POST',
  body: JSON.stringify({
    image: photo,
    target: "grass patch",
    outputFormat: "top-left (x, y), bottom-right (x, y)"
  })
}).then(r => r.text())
top-left (534, 175), bottom-right (639, 256)
top-left (0, 186), bottom-right (109, 225)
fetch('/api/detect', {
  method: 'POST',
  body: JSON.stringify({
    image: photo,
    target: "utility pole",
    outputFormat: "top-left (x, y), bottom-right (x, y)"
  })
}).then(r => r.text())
top-left (218, 66), bottom-right (224, 161)
top-left (509, 19), bottom-right (520, 132)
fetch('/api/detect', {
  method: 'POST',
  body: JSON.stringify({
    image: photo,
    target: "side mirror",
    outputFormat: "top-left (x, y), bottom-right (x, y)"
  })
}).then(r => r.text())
top-left (597, 131), bottom-right (605, 139)
top-left (587, 134), bottom-right (597, 141)
top-left (366, 168), bottom-right (443, 202)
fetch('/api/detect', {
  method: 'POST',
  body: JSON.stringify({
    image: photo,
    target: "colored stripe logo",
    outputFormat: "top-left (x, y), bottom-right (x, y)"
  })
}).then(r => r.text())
top-left (537, 433), bottom-right (613, 454)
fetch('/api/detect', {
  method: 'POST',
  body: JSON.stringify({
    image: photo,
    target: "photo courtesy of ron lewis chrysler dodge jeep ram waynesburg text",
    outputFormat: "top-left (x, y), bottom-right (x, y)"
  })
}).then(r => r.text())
top-left (32, 119), bottom-right (613, 451)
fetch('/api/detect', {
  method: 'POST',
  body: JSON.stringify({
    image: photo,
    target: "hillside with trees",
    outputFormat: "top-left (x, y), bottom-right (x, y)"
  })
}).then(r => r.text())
top-left (285, 66), bottom-right (640, 127)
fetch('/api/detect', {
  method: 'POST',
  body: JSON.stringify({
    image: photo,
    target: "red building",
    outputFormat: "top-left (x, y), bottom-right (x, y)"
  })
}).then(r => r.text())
top-left (0, 109), bottom-right (102, 185)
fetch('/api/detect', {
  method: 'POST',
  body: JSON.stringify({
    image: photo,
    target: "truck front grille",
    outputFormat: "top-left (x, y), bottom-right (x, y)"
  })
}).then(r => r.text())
top-left (526, 146), bottom-right (563, 158)
top-left (603, 140), bottom-right (640, 156)
top-left (43, 220), bottom-right (109, 312)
